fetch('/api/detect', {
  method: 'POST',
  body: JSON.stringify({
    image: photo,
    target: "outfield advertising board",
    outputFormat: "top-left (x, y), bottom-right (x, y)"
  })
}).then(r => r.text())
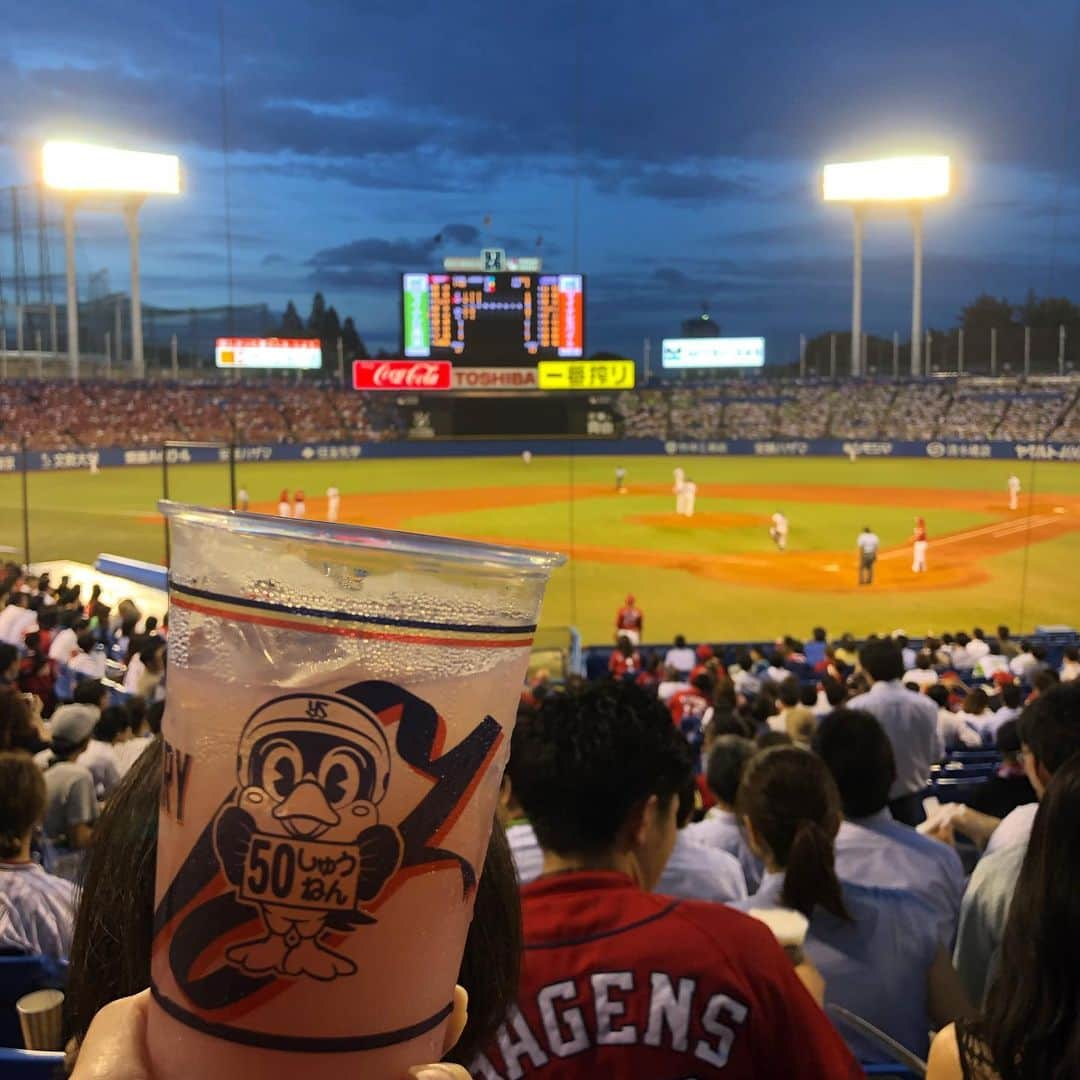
top-left (4, 439), bottom-right (1080, 473)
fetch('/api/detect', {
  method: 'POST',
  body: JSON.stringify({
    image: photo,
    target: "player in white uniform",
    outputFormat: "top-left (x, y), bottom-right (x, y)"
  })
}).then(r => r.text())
top-left (237, 487), bottom-right (250, 512)
top-left (326, 486), bottom-right (340, 523)
top-left (770, 511), bottom-right (789, 551)
top-left (673, 467), bottom-right (686, 515)
top-left (522, 450), bottom-right (533, 465)
top-left (681, 478), bottom-right (697, 518)
top-left (293, 490), bottom-right (306, 519)
top-left (277, 489), bottom-right (291, 517)
top-left (1008, 473), bottom-right (1021, 511)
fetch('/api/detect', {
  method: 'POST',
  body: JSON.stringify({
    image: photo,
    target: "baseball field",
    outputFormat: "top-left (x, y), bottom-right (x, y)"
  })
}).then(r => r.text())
top-left (1, 454), bottom-right (1077, 644)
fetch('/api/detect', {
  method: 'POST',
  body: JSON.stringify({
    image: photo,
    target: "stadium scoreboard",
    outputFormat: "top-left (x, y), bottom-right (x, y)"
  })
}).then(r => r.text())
top-left (402, 272), bottom-right (584, 363)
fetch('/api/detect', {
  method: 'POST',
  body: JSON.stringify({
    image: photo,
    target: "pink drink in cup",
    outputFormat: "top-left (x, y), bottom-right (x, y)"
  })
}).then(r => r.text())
top-left (148, 503), bottom-right (563, 1080)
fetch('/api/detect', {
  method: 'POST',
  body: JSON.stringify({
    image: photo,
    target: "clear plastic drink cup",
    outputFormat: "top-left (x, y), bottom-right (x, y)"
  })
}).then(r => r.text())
top-left (147, 503), bottom-right (563, 1080)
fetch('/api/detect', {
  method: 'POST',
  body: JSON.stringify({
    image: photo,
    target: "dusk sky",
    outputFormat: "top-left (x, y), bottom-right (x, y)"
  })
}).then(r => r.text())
top-left (4, 1), bottom-right (1080, 362)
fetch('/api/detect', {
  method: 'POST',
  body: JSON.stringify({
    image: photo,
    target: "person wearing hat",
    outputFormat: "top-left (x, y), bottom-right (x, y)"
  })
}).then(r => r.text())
top-left (41, 702), bottom-right (100, 864)
top-left (614, 593), bottom-right (643, 646)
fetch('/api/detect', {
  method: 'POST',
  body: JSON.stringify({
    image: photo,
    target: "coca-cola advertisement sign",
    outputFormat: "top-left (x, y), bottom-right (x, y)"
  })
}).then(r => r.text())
top-left (352, 359), bottom-right (452, 391)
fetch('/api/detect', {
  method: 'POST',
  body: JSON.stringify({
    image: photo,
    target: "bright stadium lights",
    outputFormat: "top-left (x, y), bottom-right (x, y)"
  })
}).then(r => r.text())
top-left (42, 141), bottom-right (182, 381)
top-left (42, 141), bottom-right (181, 195)
top-left (822, 154), bottom-right (952, 377)
top-left (822, 155), bottom-right (950, 203)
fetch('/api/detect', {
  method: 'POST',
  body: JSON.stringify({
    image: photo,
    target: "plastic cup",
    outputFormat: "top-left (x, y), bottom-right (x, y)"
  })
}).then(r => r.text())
top-left (147, 503), bottom-right (563, 1080)
top-left (16, 988), bottom-right (64, 1050)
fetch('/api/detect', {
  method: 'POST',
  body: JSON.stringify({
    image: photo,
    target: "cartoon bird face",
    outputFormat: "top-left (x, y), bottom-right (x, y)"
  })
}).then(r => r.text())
top-left (234, 694), bottom-right (392, 843)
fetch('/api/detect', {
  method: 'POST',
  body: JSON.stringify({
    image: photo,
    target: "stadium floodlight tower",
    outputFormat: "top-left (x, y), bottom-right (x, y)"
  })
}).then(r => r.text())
top-left (822, 155), bottom-right (951, 377)
top-left (42, 140), bottom-right (181, 381)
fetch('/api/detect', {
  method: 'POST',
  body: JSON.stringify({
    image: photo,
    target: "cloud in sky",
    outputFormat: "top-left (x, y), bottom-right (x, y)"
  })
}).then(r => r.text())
top-left (3, 1), bottom-right (1080, 360)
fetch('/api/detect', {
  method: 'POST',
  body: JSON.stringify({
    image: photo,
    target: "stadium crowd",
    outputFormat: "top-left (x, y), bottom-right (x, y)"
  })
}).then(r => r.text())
top-left (2, 552), bottom-right (1080, 1076)
top-left (0, 375), bottom-right (1075, 452)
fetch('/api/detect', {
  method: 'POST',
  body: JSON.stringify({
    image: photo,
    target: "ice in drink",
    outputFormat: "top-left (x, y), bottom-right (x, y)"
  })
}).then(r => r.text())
top-left (147, 504), bottom-right (562, 1080)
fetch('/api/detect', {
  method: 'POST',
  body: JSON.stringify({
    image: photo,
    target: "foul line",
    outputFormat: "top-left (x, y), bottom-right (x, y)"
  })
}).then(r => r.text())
top-left (880, 513), bottom-right (1063, 560)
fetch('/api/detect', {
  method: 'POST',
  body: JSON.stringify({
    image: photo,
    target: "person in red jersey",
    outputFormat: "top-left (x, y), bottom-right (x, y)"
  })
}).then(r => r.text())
top-left (277, 488), bottom-right (291, 517)
top-left (614, 594), bottom-right (643, 646)
top-left (668, 672), bottom-right (713, 730)
top-left (293, 488), bottom-right (306, 518)
top-left (472, 681), bottom-right (862, 1080)
top-left (608, 635), bottom-right (642, 680)
top-left (912, 516), bottom-right (929, 573)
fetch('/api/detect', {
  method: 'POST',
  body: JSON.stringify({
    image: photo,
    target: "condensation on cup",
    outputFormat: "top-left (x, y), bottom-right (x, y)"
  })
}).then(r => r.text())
top-left (148, 503), bottom-right (563, 1080)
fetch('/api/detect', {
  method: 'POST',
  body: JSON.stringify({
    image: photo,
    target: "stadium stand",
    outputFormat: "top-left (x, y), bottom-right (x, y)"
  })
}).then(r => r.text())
top-left (1, 375), bottom-right (1078, 451)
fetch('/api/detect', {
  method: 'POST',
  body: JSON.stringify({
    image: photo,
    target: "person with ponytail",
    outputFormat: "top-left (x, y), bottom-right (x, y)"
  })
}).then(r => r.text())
top-left (0, 751), bottom-right (76, 958)
top-left (735, 746), bottom-right (969, 1062)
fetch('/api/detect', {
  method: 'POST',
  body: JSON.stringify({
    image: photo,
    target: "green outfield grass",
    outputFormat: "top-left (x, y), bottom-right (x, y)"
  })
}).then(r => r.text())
top-left (1, 454), bottom-right (1077, 644)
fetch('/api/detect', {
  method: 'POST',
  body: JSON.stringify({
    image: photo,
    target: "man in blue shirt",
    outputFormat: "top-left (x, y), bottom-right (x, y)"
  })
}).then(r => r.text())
top-left (847, 638), bottom-right (943, 825)
top-left (814, 707), bottom-right (964, 947)
top-left (685, 735), bottom-right (763, 890)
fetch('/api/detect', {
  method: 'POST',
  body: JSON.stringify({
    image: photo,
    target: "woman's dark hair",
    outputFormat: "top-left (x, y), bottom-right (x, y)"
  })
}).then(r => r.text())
top-left (0, 751), bottom-right (46, 857)
top-left (737, 747), bottom-right (851, 922)
top-left (963, 689), bottom-right (990, 716)
top-left (66, 736), bottom-right (521, 1062)
top-left (67, 739), bottom-right (162, 1042)
top-left (821, 676), bottom-right (847, 708)
top-left (984, 755), bottom-right (1080, 1079)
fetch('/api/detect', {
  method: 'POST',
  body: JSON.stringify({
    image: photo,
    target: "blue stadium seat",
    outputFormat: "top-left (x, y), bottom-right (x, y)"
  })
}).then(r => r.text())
top-left (0, 956), bottom-right (68, 1048)
top-left (0, 1048), bottom-right (66, 1078)
top-left (861, 1066), bottom-right (923, 1078)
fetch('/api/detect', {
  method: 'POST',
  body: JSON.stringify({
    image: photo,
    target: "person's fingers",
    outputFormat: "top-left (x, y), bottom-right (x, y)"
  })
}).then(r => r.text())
top-left (70, 989), bottom-right (152, 1080)
top-left (441, 984), bottom-right (469, 1054)
top-left (406, 1066), bottom-right (473, 1080)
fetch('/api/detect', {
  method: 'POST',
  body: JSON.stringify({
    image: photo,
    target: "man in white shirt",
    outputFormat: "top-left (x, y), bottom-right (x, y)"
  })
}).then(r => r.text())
top-left (815, 708), bottom-right (965, 948)
top-left (847, 638), bottom-right (943, 825)
top-left (663, 635), bottom-right (696, 678)
top-left (236, 486), bottom-right (250, 512)
top-left (1009, 642), bottom-right (1048, 682)
top-left (966, 628), bottom-right (991, 661)
top-left (326, 485), bottom-right (341, 523)
top-left (0, 592), bottom-right (36, 646)
top-left (904, 651), bottom-right (939, 689)
top-left (67, 633), bottom-right (107, 680)
top-left (48, 615), bottom-right (87, 665)
top-left (856, 526), bottom-right (880, 585)
top-left (926, 685), bottom-right (983, 750)
top-left (769, 511), bottom-right (789, 551)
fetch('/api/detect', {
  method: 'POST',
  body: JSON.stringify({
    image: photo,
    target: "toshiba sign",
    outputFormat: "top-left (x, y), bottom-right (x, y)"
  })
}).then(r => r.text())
top-left (352, 360), bottom-right (452, 391)
top-left (449, 367), bottom-right (538, 390)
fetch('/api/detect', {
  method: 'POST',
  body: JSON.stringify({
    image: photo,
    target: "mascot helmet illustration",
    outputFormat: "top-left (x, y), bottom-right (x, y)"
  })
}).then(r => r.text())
top-left (213, 693), bottom-right (403, 981)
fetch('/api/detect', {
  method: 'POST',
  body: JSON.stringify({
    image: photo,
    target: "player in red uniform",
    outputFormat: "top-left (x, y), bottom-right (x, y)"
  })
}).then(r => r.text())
top-left (614, 594), bottom-right (643, 645)
top-left (472, 682), bottom-right (862, 1080)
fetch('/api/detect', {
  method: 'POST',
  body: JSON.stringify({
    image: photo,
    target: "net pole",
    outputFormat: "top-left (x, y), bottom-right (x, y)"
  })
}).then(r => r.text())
top-left (229, 441), bottom-right (237, 510)
top-left (20, 437), bottom-right (30, 568)
top-left (161, 442), bottom-right (171, 566)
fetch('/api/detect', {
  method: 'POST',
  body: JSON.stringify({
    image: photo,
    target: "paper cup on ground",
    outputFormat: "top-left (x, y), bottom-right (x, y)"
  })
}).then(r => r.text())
top-left (16, 988), bottom-right (64, 1050)
top-left (147, 503), bottom-right (563, 1080)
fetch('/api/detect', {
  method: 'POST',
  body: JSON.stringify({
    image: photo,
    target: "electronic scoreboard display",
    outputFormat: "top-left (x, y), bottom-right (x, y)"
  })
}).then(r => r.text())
top-left (402, 272), bottom-right (584, 363)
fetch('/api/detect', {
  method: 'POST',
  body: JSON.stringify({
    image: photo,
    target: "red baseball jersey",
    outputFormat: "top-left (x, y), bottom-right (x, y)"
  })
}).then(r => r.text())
top-left (668, 687), bottom-right (710, 727)
top-left (473, 871), bottom-right (862, 1079)
top-left (608, 651), bottom-right (640, 678)
top-left (913, 523), bottom-right (927, 542)
top-left (616, 605), bottom-right (643, 632)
